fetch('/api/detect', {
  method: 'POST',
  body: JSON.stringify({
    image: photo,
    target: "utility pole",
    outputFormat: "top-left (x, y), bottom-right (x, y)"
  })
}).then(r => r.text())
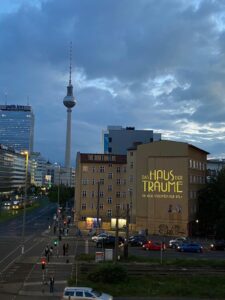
top-left (124, 203), bottom-right (130, 259)
top-left (114, 206), bottom-right (119, 262)
top-left (97, 181), bottom-right (100, 230)
top-left (21, 151), bottom-right (29, 254)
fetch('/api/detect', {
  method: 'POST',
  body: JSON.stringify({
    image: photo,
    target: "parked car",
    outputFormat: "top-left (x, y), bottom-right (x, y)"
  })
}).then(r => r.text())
top-left (128, 235), bottom-right (147, 246)
top-left (92, 232), bottom-right (109, 243)
top-left (210, 240), bottom-right (225, 251)
top-left (142, 241), bottom-right (166, 251)
top-left (96, 235), bottom-right (124, 248)
top-left (169, 237), bottom-right (187, 249)
top-left (177, 243), bottom-right (203, 253)
top-left (62, 287), bottom-right (113, 300)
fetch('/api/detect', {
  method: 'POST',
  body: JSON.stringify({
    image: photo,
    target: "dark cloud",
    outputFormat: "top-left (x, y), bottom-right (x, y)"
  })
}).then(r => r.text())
top-left (1, 0), bottom-right (225, 163)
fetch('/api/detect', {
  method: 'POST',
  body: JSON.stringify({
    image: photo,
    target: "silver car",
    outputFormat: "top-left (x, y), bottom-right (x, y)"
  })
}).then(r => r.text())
top-left (62, 287), bottom-right (113, 300)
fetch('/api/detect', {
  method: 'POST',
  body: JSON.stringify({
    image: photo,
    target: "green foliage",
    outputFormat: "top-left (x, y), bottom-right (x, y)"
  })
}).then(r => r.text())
top-left (88, 263), bottom-right (128, 284)
top-left (197, 168), bottom-right (225, 238)
top-left (75, 253), bottom-right (95, 262)
top-left (48, 185), bottom-right (74, 205)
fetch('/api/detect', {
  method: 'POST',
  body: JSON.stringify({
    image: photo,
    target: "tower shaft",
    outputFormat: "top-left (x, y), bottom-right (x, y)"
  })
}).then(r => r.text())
top-left (65, 108), bottom-right (72, 168)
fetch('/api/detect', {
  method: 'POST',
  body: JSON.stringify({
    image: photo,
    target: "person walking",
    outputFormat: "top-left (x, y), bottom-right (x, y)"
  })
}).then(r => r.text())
top-left (65, 243), bottom-right (69, 255)
top-left (63, 243), bottom-right (66, 256)
top-left (49, 275), bottom-right (54, 293)
top-left (44, 245), bottom-right (49, 257)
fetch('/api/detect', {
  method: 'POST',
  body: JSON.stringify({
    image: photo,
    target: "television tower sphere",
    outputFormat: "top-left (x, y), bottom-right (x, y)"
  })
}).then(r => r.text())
top-left (63, 83), bottom-right (76, 108)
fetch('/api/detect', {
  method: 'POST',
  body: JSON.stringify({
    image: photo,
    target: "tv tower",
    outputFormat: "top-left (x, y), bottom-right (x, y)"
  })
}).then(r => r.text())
top-left (63, 42), bottom-right (76, 168)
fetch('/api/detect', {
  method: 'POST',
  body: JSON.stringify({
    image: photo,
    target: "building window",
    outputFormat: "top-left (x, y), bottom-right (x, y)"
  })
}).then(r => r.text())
top-left (117, 179), bottom-right (121, 185)
top-left (108, 147), bottom-right (112, 153)
top-left (116, 203), bottom-right (120, 209)
top-left (107, 209), bottom-right (112, 217)
top-left (108, 172), bottom-right (113, 179)
top-left (100, 178), bottom-right (104, 185)
top-left (116, 192), bottom-right (121, 198)
top-left (82, 179), bottom-right (88, 185)
top-left (130, 152), bottom-right (133, 156)
top-left (82, 191), bottom-right (87, 197)
top-left (92, 179), bottom-right (95, 185)
top-left (109, 163), bottom-right (112, 167)
top-left (81, 203), bottom-right (86, 210)
top-left (100, 166), bottom-right (105, 173)
top-left (82, 166), bottom-right (88, 172)
top-left (91, 191), bottom-right (95, 198)
top-left (109, 137), bottom-right (112, 142)
top-left (81, 216), bottom-right (86, 221)
top-left (129, 175), bottom-right (133, 183)
top-left (99, 203), bottom-right (104, 210)
top-left (130, 162), bottom-right (133, 169)
top-left (108, 197), bottom-right (112, 204)
top-left (100, 191), bottom-right (104, 198)
top-left (122, 192), bottom-right (126, 198)
top-left (123, 166), bottom-right (126, 172)
top-left (123, 179), bottom-right (126, 185)
top-left (189, 160), bottom-right (192, 168)
top-left (92, 167), bottom-right (95, 173)
top-left (108, 185), bottom-right (112, 191)
top-left (91, 203), bottom-right (94, 209)
top-left (117, 167), bottom-right (121, 173)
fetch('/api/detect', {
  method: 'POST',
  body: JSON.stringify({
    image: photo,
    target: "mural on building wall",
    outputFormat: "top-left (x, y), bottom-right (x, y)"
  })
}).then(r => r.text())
top-left (142, 169), bottom-right (183, 200)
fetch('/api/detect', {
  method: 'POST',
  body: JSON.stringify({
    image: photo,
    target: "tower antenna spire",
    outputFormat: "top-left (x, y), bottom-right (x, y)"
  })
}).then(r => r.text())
top-left (69, 41), bottom-right (72, 85)
top-left (63, 41), bottom-right (76, 169)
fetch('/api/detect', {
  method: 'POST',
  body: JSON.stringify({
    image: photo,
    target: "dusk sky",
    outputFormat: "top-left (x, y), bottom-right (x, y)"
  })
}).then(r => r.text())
top-left (1, 0), bottom-right (225, 165)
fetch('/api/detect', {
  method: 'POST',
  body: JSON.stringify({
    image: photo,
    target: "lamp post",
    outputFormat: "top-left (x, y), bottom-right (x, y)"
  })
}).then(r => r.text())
top-left (128, 189), bottom-right (133, 233)
top-left (21, 150), bottom-right (29, 254)
top-left (196, 219), bottom-right (199, 236)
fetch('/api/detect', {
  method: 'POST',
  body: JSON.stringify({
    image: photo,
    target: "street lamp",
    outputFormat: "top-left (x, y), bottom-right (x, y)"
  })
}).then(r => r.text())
top-left (128, 189), bottom-right (133, 233)
top-left (21, 150), bottom-right (29, 254)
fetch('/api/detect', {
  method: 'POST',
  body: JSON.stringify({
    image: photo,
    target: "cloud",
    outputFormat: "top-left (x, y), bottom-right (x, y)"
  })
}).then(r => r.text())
top-left (1, 0), bottom-right (225, 164)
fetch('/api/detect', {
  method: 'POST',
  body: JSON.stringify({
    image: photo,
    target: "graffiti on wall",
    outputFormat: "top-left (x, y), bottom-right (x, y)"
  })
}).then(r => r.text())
top-left (158, 224), bottom-right (184, 235)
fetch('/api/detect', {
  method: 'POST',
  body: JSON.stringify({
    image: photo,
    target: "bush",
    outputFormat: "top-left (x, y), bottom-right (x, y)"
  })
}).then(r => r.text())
top-left (88, 263), bottom-right (128, 284)
top-left (75, 253), bottom-right (95, 262)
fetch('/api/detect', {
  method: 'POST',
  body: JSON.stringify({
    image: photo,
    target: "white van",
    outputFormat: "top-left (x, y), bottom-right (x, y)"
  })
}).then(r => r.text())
top-left (62, 287), bottom-right (113, 300)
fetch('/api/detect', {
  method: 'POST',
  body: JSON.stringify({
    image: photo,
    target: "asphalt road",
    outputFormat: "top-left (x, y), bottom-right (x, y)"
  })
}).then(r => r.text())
top-left (0, 202), bottom-right (57, 273)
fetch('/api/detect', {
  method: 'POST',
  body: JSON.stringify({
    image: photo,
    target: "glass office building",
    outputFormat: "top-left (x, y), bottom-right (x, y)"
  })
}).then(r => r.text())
top-left (0, 105), bottom-right (34, 152)
top-left (0, 144), bottom-right (25, 194)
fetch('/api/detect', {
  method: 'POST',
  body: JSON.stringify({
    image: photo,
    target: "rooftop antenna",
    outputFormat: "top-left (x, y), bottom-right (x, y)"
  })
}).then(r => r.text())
top-left (69, 41), bottom-right (72, 85)
top-left (27, 96), bottom-right (30, 105)
top-left (4, 92), bottom-right (7, 105)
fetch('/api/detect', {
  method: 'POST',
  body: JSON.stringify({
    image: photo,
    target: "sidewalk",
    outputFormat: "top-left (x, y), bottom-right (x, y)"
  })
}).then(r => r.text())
top-left (1, 224), bottom-right (79, 298)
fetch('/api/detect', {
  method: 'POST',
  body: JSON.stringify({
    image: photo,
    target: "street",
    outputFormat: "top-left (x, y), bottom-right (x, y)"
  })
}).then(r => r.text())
top-left (0, 207), bottom-right (225, 300)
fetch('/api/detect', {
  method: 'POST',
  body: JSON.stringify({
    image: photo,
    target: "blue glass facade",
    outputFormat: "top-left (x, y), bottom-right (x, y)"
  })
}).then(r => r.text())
top-left (0, 105), bottom-right (34, 152)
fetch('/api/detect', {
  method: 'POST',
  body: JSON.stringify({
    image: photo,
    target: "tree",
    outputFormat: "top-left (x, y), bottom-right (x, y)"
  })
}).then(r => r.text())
top-left (197, 168), bottom-right (225, 238)
top-left (47, 185), bottom-right (74, 206)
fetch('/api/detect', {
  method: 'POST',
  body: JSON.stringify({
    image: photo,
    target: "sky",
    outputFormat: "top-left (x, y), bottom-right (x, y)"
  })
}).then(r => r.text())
top-left (1, 0), bottom-right (225, 165)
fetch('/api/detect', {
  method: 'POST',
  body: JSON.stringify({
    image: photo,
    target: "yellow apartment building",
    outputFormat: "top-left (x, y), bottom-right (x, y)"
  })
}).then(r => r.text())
top-left (75, 141), bottom-right (208, 236)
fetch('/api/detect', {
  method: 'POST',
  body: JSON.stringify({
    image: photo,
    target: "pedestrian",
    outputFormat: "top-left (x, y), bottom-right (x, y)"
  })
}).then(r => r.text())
top-left (65, 243), bottom-right (69, 255)
top-left (63, 243), bottom-right (66, 256)
top-left (44, 245), bottom-right (49, 257)
top-left (49, 275), bottom-right (54, 293)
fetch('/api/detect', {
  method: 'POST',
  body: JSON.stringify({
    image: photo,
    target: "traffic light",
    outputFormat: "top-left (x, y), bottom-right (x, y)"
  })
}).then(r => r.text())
top-left (41, 259), bottom-right (46, 270)
top-left (54, 239), bottom-right (58, 247)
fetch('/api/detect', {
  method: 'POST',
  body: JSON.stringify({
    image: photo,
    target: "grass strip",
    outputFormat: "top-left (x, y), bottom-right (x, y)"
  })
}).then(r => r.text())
top-left (70, 274), bottom-right (225, 298)
top-left (0, 198), bottom-right (48, 222)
